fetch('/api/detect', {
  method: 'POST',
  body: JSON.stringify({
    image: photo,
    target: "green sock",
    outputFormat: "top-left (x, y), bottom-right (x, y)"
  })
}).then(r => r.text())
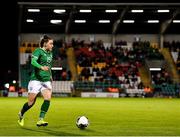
top-left (21, 97), bottom-right (36, 116)
top-left (39, 100), bottom-right (50, 119)
top-left (21, 102), bottom-right (32, 116)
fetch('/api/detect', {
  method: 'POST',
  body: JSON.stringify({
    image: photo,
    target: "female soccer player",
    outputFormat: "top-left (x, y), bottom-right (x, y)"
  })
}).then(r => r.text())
top-left (18, 35), bottom-right (54, 127)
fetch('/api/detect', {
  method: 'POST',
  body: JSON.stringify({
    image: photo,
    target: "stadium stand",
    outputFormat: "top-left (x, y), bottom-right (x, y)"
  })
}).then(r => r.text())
top-left (17, 36), bottom-right (180, 98)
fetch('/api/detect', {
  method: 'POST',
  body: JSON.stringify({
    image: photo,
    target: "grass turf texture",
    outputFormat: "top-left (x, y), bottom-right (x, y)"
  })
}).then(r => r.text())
top-left (0, 97), bottom-right (180, 136)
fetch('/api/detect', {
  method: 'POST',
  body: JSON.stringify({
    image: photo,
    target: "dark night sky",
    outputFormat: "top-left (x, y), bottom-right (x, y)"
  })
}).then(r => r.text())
top-left (0, 1), bottom-right (18, 88)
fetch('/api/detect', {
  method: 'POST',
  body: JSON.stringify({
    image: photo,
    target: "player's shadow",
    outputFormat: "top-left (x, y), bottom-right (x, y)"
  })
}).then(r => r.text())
top-left (22, 127), bottom-right (82, 136)
top-left (78, 128), bottom-right (95, 133)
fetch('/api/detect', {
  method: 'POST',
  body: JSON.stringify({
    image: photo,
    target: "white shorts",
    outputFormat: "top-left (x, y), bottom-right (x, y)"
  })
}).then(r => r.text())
top-left (28, 80), bottom-right (52, 94)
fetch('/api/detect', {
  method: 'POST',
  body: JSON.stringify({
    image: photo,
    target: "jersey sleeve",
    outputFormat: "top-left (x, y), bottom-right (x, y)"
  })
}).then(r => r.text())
top-left (31, 48), bottom-right (42, 69)
top-left (32, 48), bottom-right (41, 60)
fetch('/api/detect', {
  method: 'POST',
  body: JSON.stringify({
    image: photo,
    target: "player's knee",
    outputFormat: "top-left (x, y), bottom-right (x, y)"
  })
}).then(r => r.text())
top-left (28, 101), bottom-right (33, 106)
top-left (43, 90), bottom-right (52, 100)
top-left (44, 96), bottom-right (51, 101)
top-left (28, 99), bottom-right (36, 106)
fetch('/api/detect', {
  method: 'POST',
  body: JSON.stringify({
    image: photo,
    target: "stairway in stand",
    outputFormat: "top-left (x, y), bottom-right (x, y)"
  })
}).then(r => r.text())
top-left (138, 65), bottom-right (152, 88)
top-left (161, 48), bottom-right (180, 83)
top-left (66, 47), bottom-right (77, 81)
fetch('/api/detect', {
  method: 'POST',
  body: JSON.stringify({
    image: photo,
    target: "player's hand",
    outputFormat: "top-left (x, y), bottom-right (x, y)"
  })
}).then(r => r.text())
top-left (40, 66), bottom-right (49, 71)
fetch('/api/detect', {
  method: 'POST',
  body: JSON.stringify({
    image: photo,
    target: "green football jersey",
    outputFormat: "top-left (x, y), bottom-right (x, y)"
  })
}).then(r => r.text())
top-left (30, 48), bottom-right (53, 82)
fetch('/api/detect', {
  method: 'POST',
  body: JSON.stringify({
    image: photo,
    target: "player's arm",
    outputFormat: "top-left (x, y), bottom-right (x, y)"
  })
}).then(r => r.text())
top-left (31, 58), bottom-right (49, 71)
top-left (31, 57), bottom-right (42, 69)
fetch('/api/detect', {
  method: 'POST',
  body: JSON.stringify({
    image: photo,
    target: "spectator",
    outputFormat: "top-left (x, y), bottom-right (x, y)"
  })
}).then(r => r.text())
top-left (144, 86), bottom-right (153, 97)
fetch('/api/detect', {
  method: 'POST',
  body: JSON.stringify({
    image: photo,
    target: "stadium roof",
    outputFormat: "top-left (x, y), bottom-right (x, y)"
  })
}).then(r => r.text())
top-left (17, 1), bottom-right (180, 34)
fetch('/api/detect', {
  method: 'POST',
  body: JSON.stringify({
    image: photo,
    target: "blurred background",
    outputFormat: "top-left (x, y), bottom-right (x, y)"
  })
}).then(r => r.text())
top-left (0, 0), bottom-right (179, 98)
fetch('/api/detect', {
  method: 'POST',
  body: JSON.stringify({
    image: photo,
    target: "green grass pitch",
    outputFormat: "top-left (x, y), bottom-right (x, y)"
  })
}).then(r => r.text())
top-left (0, 97), bottom-right (180, 136)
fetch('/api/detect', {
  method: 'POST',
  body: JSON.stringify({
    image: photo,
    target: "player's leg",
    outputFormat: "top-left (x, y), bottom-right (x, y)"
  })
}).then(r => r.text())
top-left (37, 89), bottom-right (52, 127)
top-left (20, 93), bottom-right (37, 116)
top-left (18, 93), bottom-right (37, 126)
top-left (18, 80), bottom-right (40, 126)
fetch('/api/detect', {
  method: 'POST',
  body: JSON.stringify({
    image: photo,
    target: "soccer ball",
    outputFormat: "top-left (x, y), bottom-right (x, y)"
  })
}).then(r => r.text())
top-left (76, 116), bottom-right (89, 129)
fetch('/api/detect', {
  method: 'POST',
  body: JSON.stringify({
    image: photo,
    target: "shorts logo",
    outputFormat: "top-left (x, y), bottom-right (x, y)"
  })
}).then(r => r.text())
top-left (29, 87), bottom-right (33, 91)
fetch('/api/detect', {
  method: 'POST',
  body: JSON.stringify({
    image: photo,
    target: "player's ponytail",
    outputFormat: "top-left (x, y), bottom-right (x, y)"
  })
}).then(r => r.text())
top-left (40, 35), bottom-right (52, 48)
